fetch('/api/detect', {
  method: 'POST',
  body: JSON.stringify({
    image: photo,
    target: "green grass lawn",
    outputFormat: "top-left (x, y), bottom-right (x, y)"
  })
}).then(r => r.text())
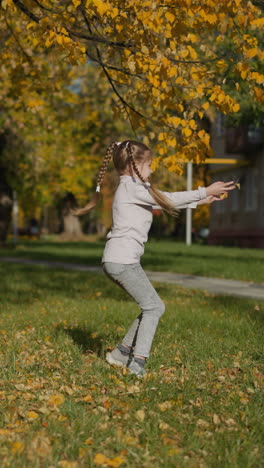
top-left (1, 238), bottom-right (264, 282)
top-left (0, 262), bottom-right (263, 467)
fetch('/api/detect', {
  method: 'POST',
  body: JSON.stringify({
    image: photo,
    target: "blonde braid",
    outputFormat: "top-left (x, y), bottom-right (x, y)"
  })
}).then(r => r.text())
top-left (127, 143), bottom-right (147, 184)
top-left (96, 142), bottom-right (117, 192)
top-left (72, 142), bottom-right (117, 216)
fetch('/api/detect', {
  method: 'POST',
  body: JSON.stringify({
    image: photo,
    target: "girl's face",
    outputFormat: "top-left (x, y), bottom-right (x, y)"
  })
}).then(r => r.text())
top-left (138, 152), bottom-right (153, 180)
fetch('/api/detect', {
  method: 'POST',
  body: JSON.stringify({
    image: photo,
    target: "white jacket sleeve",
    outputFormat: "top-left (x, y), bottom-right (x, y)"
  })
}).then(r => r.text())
top-left (126, 182), bottom-right (207, 209)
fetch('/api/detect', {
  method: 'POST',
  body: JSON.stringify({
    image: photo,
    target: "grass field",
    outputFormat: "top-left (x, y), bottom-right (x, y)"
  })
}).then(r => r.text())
top-left (0, 261), bottom-right (263, 467)
top-left (1, 238), bottom-right (264, 283)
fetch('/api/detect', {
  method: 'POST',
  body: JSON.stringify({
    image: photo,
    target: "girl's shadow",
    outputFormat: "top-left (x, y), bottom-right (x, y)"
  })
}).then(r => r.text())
top-left (55, 325), bottom-right (109, 357)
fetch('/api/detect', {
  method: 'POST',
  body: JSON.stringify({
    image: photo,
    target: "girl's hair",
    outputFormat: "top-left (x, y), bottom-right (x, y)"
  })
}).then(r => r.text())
top-left (72, 140), bottom-right (178, 216)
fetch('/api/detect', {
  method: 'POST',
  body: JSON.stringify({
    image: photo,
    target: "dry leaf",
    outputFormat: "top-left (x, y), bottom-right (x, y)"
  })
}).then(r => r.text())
top-left (135, 409), bottom-right (145, 422)
top-left (11, 441), bottom-right (24, 454)
top-left (26, 411), bottom-right (39, 420)
top-left (47, 394), bottom-right (65, 406)
top-left (94, 453), bottom-right (110, 465)
top-left (30, 435), bottom-right (51, 457)
top-left (213, 414), bottom-right (220, 425)
top-left (108, 456), bottom-right (125, 468)
top-left (196, 419), bottom-right (209, 428)
top-left (84, 437), bottom-right (94, 445)
top-left (82, 393), bottom-right (93, 402)
top-left (158, 401), bottom-right (173, 412)
top-left (225, 418), bottom-right (236, 426)
top-left (159, 422), bottom-right (170, 430)
top-left (58, 461), bottom-right (78, 468)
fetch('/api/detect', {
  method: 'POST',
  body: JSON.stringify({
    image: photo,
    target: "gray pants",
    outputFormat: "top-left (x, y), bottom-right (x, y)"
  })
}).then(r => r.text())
top-left (103, 262), bottom-right (165, 358)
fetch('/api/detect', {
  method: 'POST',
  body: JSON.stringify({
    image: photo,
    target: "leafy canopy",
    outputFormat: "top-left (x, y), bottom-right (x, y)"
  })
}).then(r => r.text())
top-left (0, 0), bottom-right (263, 175)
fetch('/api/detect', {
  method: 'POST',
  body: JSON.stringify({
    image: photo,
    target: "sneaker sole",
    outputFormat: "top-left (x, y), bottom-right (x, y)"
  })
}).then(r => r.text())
top-left (128, 367), bottom-right (146, 378)
top-left (105, 352), bottom-right (126, 368)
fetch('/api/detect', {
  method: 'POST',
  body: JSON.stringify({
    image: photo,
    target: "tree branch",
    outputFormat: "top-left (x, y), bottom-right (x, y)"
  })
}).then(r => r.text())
top-left (12, 0), bottom-right (40, 23)
top-left (67, 29), bottom-right (134, 49)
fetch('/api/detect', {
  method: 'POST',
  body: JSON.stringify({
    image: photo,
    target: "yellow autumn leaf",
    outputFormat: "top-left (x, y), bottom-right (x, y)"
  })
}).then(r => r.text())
top-left (94, 453), bottom-right (110, 465)
top-left (244, 48), bottom-right (258, 58)
top-left (11, 441), bottom-right (25, 454)
top-left (170, 116), bottom-right (181, 126)
top-left (56, 35), bottom-right (63, 45)
top-left (233, 103), bottom-right (240, 112)
top-left (220, 193), bottom-right (228, 199)
top-left (72, 0), bottom-right (81, 7)
top-left (47, 393), bottom-right (65, 406)
top-left (108, 456), bottom-right (125, 468)
top-left (110, 8), bottom-right (119, 19)
top-left (251, 17), bottom-right (264, 29)
top-left (182, 128), bottom-right (192, 137)
top-left (84, 437), bottom-right (94, 445)
top-left (58, 461), bottom-right (79, 468)
top-left (27, 410), bottom-right (39, 420)
top-left (26, 22), bottom-right (35, 30)
top-left (93, 0), bottom-right (111, 16)
top-left (187, 46), bottom-right (197, 59)
top-left (27, 98), bottom-right (45, 108)
top-left (165, 12), bottom-right (175, 23)
top-left (135, 409), bottom-right (145, 422)
top-left (158, 400), bottom-right (173, 411)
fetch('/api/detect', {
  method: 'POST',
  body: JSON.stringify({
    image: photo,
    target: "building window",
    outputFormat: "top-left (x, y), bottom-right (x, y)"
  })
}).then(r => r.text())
top-left (245, 169), bottom-right (258, 212)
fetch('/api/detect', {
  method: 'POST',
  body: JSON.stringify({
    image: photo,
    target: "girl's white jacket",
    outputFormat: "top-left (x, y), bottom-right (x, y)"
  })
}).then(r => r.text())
top-left (102, 175), bottom-right (207, 264)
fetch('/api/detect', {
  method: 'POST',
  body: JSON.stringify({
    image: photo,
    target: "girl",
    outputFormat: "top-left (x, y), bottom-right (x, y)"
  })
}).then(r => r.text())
top-left (74, 140), bottom-right (235, 377)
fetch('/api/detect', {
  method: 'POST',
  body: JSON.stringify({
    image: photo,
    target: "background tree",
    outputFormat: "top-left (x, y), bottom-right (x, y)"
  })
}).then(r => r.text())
top-left (1, 0), bottom-right (263, 169)
top-left (0, 0), bottom-right (263, 241)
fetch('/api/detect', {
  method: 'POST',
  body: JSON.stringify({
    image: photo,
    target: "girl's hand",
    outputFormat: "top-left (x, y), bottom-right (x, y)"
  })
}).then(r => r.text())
top-left (205, 180), bottom-right (236, 197)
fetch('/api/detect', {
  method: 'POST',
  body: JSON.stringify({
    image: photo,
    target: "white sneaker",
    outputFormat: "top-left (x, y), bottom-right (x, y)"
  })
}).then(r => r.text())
top-left (106, 348), bottom-right (129, 368)
top-left (127, 358), bottom-right (146, 377)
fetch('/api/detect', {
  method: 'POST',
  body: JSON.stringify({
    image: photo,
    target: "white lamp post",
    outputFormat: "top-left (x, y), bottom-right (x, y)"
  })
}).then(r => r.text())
top-left (186, 162), bottom-right (193, 246)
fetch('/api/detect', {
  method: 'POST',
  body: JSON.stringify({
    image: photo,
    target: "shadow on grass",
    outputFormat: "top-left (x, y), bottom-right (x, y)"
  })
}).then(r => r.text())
top-left (208, 294), bottom-right (264, 323)
top-left (55, 324), bottom-right (107, 357)
top-left (0, 241), bottom-right (104, 266)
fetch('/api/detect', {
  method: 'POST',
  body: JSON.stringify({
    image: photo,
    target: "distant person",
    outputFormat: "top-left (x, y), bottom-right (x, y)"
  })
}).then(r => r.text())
top-left (73, 141), bottom-right (236, 377)
top-left (29, 218), bottom-right (39, 237)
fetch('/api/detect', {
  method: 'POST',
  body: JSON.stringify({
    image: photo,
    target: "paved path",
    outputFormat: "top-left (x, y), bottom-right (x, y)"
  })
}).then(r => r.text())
top-left (1, 256), bottom-right (264, 300)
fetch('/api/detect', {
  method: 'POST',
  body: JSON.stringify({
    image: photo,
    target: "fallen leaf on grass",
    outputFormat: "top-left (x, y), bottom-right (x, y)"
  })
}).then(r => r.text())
top-left (29, 434), bottom-right (51, 457)
top-left (11, 441), bottom-right (24, 454)
top-left (94, 453), bottom-right (125, 467)
top-left (225, 418), bottom-right (236, 426)
top-left (58, 461), bottom-right (78, 468)
top-left (158, 401), bottom-right (173, 412)
top-left (94, 454), bottom-right (109, 466)
top-left (84, 437), bottom-right (94, 445)
top-left (81, 393), bottom-right (93, 402)
top-left (79, 447), bottom-right (91, 458)
top-left (196, 419), bottom-right (210, 428)
top-left (159, 422), bottom-right (170, 430)
top-left (47, 394), bottom-right (65, 406)
top-left (0, 429), bottom-right (13, 436)
top-left (26, 411), bottom-right (39, 420)
top-left (168, 448), bottom-right (182, 456)
top-left (213, 414), bottom-right (221, 425)
top-left (135, 409), bottom-right (145, 422)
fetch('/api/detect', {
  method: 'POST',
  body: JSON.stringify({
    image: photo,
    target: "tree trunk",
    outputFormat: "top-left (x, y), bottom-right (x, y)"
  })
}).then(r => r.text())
top-left (60, 192), bottom-right (84, 240)
top-left (0, 190), bottom-right (13, 245)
